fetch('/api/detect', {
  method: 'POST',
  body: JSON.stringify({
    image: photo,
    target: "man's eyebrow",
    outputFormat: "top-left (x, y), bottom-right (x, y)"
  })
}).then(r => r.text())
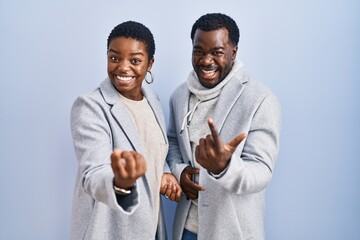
top-left (211, 47), bottom-right (225, 51)
top-left (193, 46), bottom-right (225, 50)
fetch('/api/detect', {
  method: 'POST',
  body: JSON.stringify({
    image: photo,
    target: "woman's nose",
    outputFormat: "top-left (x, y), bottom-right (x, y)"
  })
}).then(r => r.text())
top-left (117, 60), bottom-right (131, 72)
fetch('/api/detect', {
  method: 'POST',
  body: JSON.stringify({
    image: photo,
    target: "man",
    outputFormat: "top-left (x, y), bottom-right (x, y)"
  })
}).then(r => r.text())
top-left (166, 13), bottom-right (281, 240)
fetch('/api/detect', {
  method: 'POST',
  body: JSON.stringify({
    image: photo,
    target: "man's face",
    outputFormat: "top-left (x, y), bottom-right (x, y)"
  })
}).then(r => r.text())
top-left (192, 28), bottom-right (238, 88)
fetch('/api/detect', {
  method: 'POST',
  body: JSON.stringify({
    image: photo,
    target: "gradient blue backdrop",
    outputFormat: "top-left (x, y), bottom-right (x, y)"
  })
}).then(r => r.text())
top-left (1, 0), bottom-right (359, 239)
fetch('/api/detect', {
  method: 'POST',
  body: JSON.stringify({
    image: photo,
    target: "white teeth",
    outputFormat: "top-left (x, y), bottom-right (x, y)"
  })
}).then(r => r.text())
top-left (202, 69), bottom-right (216, 75)
top-left (116, 75), bottom-right (133, 81)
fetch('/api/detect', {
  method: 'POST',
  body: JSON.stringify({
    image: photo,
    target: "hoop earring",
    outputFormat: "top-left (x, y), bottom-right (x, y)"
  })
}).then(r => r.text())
top-left (145, 71), bottom-right (154, 84)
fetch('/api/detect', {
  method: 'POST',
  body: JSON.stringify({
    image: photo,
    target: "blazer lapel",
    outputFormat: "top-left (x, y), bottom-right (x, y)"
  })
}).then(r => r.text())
top-left (177, 87), bottom-right (193, 164)
top-left (99, 78), bottom-right (143, 153)
top-left (212, 72), bottom-right (248, 135)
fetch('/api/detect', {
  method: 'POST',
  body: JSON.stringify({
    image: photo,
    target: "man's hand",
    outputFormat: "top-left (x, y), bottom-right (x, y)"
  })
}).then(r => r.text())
top-left (180, 166), bottom-right (205, 200)
top-left (111, 149), bottom-right (146, 190)
top-left (195, 118), bottom-right (247, 174)
top-left (160, 173), bottom-right (182, 202)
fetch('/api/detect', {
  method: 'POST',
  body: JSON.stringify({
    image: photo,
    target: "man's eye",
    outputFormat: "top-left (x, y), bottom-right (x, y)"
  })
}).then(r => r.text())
top-left (193, 50), bottom-right (203, 55)
top-left (213, 51), bottom-right (224, 56)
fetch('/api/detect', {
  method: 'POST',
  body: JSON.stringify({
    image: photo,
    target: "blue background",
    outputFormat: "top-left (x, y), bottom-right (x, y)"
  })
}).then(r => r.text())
top-left (0, 0), bottom-right (359, 239)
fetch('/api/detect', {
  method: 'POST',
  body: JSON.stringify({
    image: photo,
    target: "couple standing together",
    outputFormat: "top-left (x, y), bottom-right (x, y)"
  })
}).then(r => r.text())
top-left (70, 13), bottom-right (281, 240)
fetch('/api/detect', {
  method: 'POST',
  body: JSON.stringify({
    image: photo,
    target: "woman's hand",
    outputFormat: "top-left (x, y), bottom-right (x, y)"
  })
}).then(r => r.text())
top-left (111, 149), bottom-right (146, 190)
top-left (160, 173), bottom-right (182, 202)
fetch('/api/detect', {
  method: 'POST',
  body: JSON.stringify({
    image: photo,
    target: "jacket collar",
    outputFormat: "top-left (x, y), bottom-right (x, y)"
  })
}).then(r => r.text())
top-left (99, 77), bottom-right (167, 152)
top-left (180, 65), bottom-right (248, 144)
top-left (212, 69), bottom-right (248, 134)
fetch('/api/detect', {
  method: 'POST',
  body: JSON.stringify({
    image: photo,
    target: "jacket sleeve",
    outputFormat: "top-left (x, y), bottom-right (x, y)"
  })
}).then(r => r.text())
top-left (206, 94), bottom-right (281, 195)
top-left (70, 95), bottom-right (139, 214)
top-left (166, 94), bottom-right (189, 182)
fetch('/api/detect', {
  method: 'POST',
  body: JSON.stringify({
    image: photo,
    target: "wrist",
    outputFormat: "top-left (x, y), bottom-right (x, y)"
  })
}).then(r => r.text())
top-left (209, 161), bottom-right (230, 178)
top-left (113, 179), bottom-right (134, 195)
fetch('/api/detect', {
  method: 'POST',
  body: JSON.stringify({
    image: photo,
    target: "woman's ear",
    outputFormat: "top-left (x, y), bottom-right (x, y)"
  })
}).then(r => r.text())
top-left (148, 58), bottom-right (155, 71)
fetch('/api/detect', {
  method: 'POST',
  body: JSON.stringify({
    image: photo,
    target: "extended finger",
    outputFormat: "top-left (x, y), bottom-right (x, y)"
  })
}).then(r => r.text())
top-left (207, 118), bottom-right (222, 149)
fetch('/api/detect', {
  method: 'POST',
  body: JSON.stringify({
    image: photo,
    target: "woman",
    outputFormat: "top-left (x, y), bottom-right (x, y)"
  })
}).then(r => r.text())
top-left (70, 21), bottom-right (181, 240)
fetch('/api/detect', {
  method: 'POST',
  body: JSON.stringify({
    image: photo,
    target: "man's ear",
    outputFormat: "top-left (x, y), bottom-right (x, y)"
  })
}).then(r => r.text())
top-left (232, 46), bottom-right (238, 60)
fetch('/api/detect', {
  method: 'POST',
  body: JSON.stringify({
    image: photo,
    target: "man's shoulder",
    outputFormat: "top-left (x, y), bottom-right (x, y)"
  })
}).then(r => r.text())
top-left (170, 82), bottom-right (188, 99)
top-left (235, 70), bottom-right (276, 98)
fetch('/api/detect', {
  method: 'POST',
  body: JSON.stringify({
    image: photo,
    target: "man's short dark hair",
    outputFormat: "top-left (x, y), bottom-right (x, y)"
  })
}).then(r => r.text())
top-left (191, 13), bottom-right (240, 46)
top-left (107, 21), bottom-right (155, 61)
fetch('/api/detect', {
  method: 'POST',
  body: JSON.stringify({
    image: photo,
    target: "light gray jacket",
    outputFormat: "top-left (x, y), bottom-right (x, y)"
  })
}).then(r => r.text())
top-left (166, 66), bottom-right (281, 240)
top-left (70, 78), bottom-right (168, 240)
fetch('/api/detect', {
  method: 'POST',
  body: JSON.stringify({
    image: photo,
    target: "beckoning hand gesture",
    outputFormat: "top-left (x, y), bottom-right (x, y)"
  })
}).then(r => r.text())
top-left (195, 118), bottom-right (247, 175)
top-left (111, 149), bottom-right (147, 190)
top-left (160, 173), bottom-right (182, 202)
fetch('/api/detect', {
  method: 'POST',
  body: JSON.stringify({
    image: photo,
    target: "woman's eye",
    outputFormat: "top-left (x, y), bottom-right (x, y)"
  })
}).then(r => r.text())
top-left (131, 59), bottom-right (141, 64)
top-left (109, 56), bottom-right (118, 62)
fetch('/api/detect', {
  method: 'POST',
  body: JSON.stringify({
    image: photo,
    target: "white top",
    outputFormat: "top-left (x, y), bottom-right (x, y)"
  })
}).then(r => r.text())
top-left (120, 94), bottom-right (166, 228)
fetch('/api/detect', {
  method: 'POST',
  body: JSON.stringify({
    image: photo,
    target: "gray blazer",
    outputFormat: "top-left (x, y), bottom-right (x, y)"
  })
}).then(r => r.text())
top-left (166, 66), bottom-right (281, 240)
top-left (70, 78), bottom-right (168, 240)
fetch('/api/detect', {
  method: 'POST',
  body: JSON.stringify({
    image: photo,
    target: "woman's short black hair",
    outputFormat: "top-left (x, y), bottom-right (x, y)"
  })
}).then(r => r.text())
top-left (191, 13), bottom-right (240, 46)
top-left (107, 21), bottom-right (155, 61)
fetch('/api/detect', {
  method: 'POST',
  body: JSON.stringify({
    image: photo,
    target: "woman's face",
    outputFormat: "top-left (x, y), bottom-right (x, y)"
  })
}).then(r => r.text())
top-left (107, 37), bottom-right (153, 100)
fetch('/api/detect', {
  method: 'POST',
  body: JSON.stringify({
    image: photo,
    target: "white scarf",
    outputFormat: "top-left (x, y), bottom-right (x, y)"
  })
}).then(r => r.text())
top-left (180, 60), bottom-right (243, 134)
top-left (187, 60), bottom-right (243, 100)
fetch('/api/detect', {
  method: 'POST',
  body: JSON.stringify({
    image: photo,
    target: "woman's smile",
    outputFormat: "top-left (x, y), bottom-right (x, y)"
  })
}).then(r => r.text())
top-left (115, 75), bottom-right (136, 82)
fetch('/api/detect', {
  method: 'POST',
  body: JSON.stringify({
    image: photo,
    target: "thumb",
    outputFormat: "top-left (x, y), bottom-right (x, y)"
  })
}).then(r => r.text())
top-left (226, 133), bottom-right (247, 150)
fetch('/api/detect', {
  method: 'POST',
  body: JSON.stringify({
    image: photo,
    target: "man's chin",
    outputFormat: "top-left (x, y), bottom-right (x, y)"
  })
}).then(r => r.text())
top-left (199, 78), bottom-right (220, 88)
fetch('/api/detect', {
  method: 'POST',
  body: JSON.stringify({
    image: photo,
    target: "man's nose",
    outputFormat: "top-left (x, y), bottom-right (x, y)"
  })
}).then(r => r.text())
top-left (200, 53), bottom-right (214, 65)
